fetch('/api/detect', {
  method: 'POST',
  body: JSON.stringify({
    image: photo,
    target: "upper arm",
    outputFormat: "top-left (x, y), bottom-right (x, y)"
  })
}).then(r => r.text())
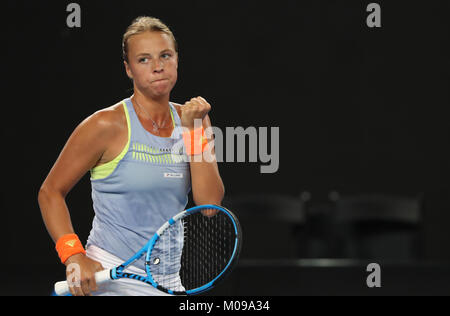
top-left (41, 110), bottom-right (117, 197)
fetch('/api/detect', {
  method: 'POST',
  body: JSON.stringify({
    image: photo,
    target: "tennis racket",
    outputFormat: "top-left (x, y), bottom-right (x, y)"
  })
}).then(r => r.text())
top-left (54, 204), bottom-right (242, 296)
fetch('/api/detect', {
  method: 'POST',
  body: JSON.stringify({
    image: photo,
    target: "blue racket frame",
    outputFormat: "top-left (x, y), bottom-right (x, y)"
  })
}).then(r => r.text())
top-left (108, 204), bottom-right (241, 295)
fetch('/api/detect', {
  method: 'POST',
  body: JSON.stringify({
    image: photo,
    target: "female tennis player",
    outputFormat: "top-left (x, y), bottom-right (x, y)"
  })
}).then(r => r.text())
top-left (38, 16), bottom-right (225, 296)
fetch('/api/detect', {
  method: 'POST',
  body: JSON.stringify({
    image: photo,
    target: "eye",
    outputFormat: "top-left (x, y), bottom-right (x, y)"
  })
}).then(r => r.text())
top-left (139, 57), bottom-right (149, 63)
top-left (162, 53), bottom-right (172, 59)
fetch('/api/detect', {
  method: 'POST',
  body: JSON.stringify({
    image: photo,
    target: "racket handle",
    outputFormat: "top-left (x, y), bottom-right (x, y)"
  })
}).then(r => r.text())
top-left (54, 269), bottom-right (112, 296)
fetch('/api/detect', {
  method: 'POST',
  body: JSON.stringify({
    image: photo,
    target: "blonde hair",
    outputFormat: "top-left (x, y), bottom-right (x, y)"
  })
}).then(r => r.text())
top-left (122, 16), bottom-right (178, 62)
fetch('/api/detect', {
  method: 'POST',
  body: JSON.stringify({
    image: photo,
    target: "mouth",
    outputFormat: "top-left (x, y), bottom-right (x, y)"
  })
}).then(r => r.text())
top-left (152, 78), bottom-right (168, 83)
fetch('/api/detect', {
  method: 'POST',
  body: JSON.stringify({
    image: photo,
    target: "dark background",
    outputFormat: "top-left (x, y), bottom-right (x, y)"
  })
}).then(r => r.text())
top-left (3, 0), bottom-right (450, 295)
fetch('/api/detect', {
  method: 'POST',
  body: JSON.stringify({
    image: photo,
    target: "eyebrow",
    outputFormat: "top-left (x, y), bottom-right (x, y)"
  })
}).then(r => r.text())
top-left (136, 49), bottom-right (174, 57)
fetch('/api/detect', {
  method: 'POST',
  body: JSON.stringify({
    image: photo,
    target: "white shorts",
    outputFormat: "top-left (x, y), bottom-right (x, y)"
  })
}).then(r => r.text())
top-left (86, 245), bottom-right (184, 296)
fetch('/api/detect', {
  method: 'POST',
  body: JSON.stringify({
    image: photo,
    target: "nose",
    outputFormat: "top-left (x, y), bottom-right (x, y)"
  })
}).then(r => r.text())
top-left (152, 59), bottom-right (164, 73)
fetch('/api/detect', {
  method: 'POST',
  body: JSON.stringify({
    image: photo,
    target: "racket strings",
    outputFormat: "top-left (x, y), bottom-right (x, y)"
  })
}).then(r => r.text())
top-left (149, 220), bottom-right (183, 292)
top-left (149, 209), bottom-right (236, 292)
top-left (180, 211), bottom-right (234, 290)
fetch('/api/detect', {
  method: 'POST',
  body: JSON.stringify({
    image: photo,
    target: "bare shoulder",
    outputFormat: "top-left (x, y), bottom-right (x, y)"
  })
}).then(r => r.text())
top-left (68, 101), bottom-right (127, 155)
top-left (81, 101), bottom-right (127, 136)
top-left (74, 101), bottom-right (128, 168)
top-left (43, 101), bottom-right (128, 192)
top-left (93, 102), bottom-right (126, 127)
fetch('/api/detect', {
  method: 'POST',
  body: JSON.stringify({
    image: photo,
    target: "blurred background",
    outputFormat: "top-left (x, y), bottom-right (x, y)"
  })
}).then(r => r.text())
top-left (3, 0), bottom-right (450, 295)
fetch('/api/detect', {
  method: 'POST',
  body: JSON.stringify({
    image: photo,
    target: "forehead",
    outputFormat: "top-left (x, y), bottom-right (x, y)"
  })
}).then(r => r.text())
top-left (127, 31), bottom-right (175, 54)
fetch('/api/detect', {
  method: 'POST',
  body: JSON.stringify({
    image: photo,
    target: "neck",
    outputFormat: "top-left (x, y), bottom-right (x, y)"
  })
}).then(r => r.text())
top-left (132, 90), bottom-right (171, 124)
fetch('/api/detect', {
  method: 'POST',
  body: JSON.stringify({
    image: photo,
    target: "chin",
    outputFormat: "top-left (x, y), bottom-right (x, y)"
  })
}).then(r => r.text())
top-left (150, 89), bottom-right (172, 99)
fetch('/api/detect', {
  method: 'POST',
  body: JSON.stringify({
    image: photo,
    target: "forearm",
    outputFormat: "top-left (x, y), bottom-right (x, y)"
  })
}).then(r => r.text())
top-left (38, 186), bottom-right (76, 243)
top-left (189, 158), bottom-right (225, 206)
top-left (180, 97), bottom-right (225, 205)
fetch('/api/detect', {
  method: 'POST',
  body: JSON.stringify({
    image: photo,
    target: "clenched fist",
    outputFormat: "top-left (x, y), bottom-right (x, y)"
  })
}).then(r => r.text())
top-left (180, 97), bottom-right (211, 130)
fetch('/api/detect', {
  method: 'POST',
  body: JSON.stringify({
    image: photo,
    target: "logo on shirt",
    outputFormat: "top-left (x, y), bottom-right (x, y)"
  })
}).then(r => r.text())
top-left (131, 142), bottom-right (186, 165)
top-left (164, 173), bottom-right (183, 179)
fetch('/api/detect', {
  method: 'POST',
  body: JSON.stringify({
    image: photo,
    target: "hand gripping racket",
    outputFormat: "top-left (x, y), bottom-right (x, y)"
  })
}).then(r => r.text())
top-left (54, 204), bottom-right (242, 296)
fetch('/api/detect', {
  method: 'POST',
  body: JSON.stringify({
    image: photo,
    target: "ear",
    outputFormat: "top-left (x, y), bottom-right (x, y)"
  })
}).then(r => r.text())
top-left (124, 60), bottom-right (133, 79)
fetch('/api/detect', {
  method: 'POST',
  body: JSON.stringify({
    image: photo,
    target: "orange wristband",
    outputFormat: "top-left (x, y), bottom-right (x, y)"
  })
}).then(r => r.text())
top-left (183, 127), bottom-right (208, 156)
top-left (55, 234), bottom-right (86, 264)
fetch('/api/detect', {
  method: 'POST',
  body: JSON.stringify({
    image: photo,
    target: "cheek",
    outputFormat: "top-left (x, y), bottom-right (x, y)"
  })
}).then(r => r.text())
top-left (171, 68), bottom-right (178, 81)
top-left (131, 66), bottom-right (152, 84)
top-left (168, 62), bottom-right (178, 80)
